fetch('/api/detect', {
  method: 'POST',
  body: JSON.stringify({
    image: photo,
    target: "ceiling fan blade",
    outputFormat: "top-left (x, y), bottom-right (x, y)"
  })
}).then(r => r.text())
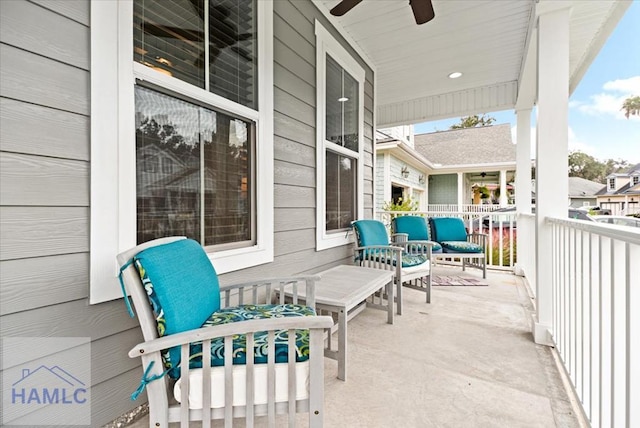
top-left (409, 0), bottom-right (435, 25)
top-left (143, 21), bottom-right (204, 42)
top-left (330, 0), bottom-right (363, 16)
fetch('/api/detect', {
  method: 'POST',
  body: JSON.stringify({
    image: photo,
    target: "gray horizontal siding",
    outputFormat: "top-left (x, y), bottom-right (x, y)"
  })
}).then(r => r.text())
top-left (0, 44), bottom-right (89, 115)
top-left (0, 1), bottom-right (374, 426)
top-left (0, 1), bottom-right (139, 426)
top-left (0, 206), bottom-right (88, 260)
top-left (0, 0), bottom-right (89, 69)
top-left (0, 298), bottom-right (136, 339)
top-left (0, 98), bottom-right (90, 160)
top-left (0, 253), bottom-right (88, 315)
top-left (274, 184), bottom-right (315, 208)
top-left (0, 152), bottom-right (89, 206)
top-left (29, 0), bottom-right (90, 26)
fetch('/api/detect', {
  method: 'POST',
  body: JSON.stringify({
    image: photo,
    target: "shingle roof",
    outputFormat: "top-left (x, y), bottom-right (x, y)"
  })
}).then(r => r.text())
top-left (568, 177), bottom-right (605, 197)
top-left (413, 124), bottom-right (516, 166)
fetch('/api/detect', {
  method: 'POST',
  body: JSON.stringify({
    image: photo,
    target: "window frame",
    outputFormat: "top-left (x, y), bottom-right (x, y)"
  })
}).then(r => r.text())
top-left (608, 177), bottom-right (616, 191)
top-left (315, 20), bottom-right (365, 251)
top-left (90, 0), bottom-right (274, 304)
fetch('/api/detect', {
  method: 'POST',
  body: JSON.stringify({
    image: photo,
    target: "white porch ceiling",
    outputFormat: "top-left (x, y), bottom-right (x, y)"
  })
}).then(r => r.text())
top-left (316, 0), bottom-right (631, 126)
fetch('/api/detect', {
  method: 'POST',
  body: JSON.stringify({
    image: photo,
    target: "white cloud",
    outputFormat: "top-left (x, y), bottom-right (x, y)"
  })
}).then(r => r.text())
top-left (602, 76), bottom-right (640, 93)
top-left (511, 125), bottom-right (597, 160)
top-left (572, 76), bottom-right (640, 121)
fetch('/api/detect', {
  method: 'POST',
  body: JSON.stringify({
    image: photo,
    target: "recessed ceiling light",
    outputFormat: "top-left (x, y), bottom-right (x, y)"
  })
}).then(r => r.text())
top-left (448, 72), bottom-right (463, 79)
top-left (338, 97), bottom-right (349, 102)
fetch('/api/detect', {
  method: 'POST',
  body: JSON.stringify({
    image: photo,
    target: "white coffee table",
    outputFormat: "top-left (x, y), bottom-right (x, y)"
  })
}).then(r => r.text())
top-left (293, 265), bottom-right (395, 381)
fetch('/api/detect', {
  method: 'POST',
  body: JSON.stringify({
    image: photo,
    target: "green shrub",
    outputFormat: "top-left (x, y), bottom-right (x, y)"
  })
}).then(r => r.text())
top-left (382, 196), bottom-right (418, 212)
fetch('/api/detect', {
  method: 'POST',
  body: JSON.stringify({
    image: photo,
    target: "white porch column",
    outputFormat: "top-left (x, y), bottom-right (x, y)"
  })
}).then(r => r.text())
top-left (457, 172), bottom-right (464, 211)
top-left (515, 109), bottom-right (532, 214)
top-left (383, 153), bottom-right (391, 206)
top-left (534, 3), bottom-right (571, 346)
top-left (499, 170), bottom-right (508, 207)
top-left (514, 108), bottom-right (533, 277)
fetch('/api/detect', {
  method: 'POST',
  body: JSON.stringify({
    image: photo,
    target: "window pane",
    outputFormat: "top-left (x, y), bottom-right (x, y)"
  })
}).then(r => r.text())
top-left (134, 0), bottom-right (257, 109)
top-left (135, 86), bottom-right (254, 246)
top-left (135, 86), bottom-right (202, 243)
top-left (209, 0), bottom-right (258, 109)
top-left (134, 0), bottom-right (205, 88)
top-left (326, 151), bottom-right (356, 231)
top-left (325, 55), bottom-right (359, 152)
top-left (202, 111), bottom-right (253, 246)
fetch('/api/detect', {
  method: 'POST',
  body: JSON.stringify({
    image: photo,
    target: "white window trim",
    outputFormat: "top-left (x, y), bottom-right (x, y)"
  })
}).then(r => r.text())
top-left (90, 0), bottom-right (274, 304)
top-left (315, 20), bottom-right (365, 251)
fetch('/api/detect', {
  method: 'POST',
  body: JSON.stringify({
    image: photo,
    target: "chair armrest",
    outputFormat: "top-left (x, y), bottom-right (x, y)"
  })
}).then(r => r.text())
top-left (391, 233), bottom-right (409, 244)
top-left (219, 275), bottom-right (321, 310)
top-left (128, 315), bottom-right (334, 359)
top-left (397, 240), bottom-right (436, 257)
top-left (467, 233), bottom-right (488, 250)
top-left (354, 245), bottom-right (403, 277)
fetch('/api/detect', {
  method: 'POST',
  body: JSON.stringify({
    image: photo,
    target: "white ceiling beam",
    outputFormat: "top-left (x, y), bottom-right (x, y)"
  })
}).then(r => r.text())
top-left (377, 81), bottom-right (518, 127)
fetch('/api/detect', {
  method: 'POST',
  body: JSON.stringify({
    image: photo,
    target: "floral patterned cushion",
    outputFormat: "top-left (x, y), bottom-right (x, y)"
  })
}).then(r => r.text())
top-left (440, 241), bottom-right (483, 253)
top-left (162, 304), bottom-right (316, 378)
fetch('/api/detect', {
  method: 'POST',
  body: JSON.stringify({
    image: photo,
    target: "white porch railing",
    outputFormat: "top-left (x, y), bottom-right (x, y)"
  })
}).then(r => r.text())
top-left (375, 210), bottom-right (517, 269)
top-left (545, 217), bottom-right (639, 427)
top-left (427, 204), bottom-right (512, 213)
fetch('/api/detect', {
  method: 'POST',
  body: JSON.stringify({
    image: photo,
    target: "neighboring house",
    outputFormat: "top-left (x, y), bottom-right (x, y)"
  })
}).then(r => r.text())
top-left (596, 163), bottom-right (640, 215)
top-left (567, 176), bottom-right (606, 208)
top-left (375, 124), bottom-right (516, 211)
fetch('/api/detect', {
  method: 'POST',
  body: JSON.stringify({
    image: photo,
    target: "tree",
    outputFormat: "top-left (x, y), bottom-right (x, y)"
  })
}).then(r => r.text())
top-left (568, 151), bottom-right (604, 182)
top-left (621, 95), bottom-right (640, 119)
top-left (568, 151), bottom-right (630, 183)
top-left (449, 114), bottom-right (496, 129)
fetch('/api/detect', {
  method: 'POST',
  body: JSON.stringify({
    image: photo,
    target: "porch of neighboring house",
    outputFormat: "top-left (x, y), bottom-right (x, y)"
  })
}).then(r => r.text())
top-left (125, 266), bottom-right (581, 428)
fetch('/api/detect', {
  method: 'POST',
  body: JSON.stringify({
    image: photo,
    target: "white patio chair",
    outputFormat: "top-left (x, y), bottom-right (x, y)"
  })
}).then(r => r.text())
top-left (351, 219), bottom-right (434, 313)
top-left (117, 236), bottom-right (333, 428)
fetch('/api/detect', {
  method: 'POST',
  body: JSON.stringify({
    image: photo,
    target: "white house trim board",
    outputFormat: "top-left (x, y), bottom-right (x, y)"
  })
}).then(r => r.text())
top-left (534, 4), bottom-right (571, 346)
top-left (89, 0), bottom-right (274, 303)
top-left (315, 20), bottom-right (365, 251)
top-left (310, 0), bottom-right (377, 72)
top-left (377, 81), bottom-right (519, 128)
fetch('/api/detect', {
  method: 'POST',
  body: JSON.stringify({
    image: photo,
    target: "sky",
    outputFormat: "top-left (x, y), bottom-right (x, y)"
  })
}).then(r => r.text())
top-left (414, 1), bottom-right (640, 164)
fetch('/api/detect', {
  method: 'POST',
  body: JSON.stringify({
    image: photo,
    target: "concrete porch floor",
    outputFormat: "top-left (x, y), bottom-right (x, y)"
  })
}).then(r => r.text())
top-left (125, 266), bottom-right (582, 428)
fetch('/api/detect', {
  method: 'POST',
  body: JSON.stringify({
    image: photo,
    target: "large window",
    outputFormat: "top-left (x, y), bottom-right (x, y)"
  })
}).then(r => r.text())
top-left (315, 21), bottom-right (365, 250)
top-left (133, 0), bottom-right (257, 108)
top-left (90, 1), bottom-right (273, 304)
top-left (135, 86), bottom-right (254, 248)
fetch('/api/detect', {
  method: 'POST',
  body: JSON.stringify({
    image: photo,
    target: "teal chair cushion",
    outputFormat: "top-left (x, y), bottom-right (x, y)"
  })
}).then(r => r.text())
top-left (393, 216), bottom-right (429, 240)
top-left (161, 304), bottom-right (316, 378)
top-left (352, 219), bottom-right (390, 246)
top-left (429, 217), bottom-right (468, 242)
top-left (134, 239), bottom-right (221, 371)
top-left (441, 241), bottom-right (483, 253)
top-left (392, 216), bottom-right (443, 252)
top-left (400, 253), bottom-right (429, 267)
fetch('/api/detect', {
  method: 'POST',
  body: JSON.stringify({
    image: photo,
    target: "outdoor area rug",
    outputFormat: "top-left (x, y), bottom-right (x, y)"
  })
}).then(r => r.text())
top-left (432, 276), bottom-right (488, 286)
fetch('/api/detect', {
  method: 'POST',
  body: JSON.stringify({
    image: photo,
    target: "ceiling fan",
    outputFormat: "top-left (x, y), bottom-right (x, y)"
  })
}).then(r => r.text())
top-left (330, 0), bottom-right (435, 25)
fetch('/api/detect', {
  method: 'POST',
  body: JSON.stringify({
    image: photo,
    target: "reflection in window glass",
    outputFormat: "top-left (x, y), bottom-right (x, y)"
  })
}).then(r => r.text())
top-left (134, 0), bottom-right (257, 109)
top-left (326, 55), bottom-right (359, 151)
top-left (326, 151), bottom-right (356, 231)
top-left (135, 86), bottom-right (253, 246)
